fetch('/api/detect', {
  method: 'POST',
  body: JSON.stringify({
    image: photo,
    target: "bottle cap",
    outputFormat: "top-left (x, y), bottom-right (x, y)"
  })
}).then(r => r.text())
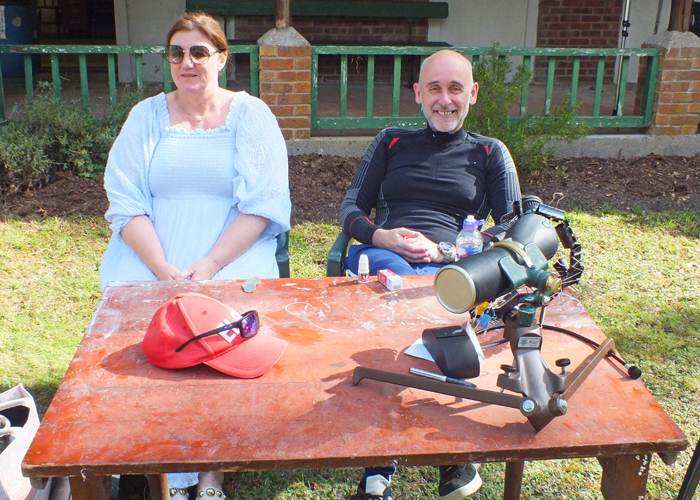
top-left (463, 215), bottom-right (484, 229)
top-left (358, 254), bottom-right (369, 273)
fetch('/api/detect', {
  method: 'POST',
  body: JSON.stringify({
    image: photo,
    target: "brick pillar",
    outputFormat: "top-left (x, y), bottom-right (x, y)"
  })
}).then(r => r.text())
top-left (258, 27), bottom-right (312, 140)
top-left (634, 31), bottom-right (700, 135)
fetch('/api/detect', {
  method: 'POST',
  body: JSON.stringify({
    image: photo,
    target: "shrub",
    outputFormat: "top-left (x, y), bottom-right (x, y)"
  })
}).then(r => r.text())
top-left (463, 47), bottom-right (590, 172)
top-left (0, 83), bottom-right (144, 194)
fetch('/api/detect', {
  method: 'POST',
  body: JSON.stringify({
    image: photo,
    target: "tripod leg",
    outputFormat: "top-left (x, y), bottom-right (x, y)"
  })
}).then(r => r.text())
top-left (678, 438), bottom-right (700, 500)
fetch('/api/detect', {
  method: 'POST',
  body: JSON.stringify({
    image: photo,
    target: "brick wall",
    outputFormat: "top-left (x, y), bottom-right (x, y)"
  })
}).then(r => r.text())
top-left (258, 28), bottom-right (313, 140)
top-left (633, 31), bottom-right (700, 135)
top-left (230, 0), bottom-right (429, 83)
top-left (535, 0), bottom-right (623, 83)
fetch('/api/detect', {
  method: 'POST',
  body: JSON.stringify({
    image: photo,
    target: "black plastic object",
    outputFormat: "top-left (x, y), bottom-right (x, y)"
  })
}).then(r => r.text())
top-left (422, 326), bottom-right (480, 379)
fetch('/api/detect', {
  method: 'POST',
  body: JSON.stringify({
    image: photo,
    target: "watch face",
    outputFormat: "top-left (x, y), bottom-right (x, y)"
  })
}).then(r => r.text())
top-left (440, 242), bottom-right (454, 252)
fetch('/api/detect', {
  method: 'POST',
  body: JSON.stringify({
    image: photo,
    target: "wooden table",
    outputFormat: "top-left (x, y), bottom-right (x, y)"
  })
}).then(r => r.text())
top-left (22, 276), bottom-right (687, 500)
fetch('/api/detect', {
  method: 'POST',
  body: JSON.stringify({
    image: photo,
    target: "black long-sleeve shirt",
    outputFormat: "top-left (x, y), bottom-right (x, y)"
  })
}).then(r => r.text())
top-left (340, 127), bottom-right (522, 245)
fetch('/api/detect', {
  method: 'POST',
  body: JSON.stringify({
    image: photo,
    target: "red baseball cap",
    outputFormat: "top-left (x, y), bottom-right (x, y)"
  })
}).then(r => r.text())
top-left (142, 293), bottom-right (287, 378)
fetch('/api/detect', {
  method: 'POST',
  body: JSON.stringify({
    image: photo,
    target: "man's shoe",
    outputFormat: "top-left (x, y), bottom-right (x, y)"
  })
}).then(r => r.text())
top-left (438, 464), bottom-right (482, 500)
top-left (348, 474), bottom-right (393, 500)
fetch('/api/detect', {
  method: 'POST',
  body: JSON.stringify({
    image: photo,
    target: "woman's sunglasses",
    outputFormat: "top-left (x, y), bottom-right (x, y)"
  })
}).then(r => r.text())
top-left (175, 310), bottom-right (260, 352)
top-left (165, 45), bottom-right (222, 65)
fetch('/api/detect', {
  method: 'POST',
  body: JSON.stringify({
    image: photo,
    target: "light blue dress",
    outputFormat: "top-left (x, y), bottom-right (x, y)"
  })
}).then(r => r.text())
top-left (99, 92), bottom-right (291, 291)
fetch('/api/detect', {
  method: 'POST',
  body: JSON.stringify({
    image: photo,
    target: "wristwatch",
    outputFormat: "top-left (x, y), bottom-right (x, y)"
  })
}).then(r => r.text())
top-left (438, 241), bottom-right (456, 264)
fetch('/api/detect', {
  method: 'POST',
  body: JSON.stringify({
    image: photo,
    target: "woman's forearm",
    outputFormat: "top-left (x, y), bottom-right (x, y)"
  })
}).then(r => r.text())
top-left (121, 215), bottom-right (180, 280)
top-left (208, 213), bottom-right (270, 270)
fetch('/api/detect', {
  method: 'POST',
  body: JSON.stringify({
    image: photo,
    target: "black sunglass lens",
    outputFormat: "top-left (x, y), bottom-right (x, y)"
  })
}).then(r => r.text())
top-left (166, 46), bottom-right (184, 62)
top-left (190, 46), bottom-right (211, 62)
top-left (240, 313), bottom-right (259, 338)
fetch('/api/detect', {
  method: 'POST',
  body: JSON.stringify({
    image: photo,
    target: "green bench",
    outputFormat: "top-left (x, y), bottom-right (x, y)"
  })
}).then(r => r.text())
top-left (187, 0), bottom-right (449, 43)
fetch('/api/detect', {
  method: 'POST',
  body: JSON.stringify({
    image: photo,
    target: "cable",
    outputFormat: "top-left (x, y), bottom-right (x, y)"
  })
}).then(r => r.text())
top-left (541, 324), bottom-right (642, 379)
top-left (477, 322), bottom-right (642, 379)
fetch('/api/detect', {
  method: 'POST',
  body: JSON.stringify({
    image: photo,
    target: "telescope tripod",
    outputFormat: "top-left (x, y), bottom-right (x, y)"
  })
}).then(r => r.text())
top-left (353, 300), bottom-right (616, 431)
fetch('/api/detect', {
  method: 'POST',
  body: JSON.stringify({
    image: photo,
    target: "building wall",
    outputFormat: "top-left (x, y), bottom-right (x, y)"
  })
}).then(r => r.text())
top-left (113, 0), bottom-right (674, 84)
top-left (428, 0), bottom-right (672, 83)
top-left (428, 0), bottom-right (539, 48)
top-left (535, 0), bottom-right (623, 82)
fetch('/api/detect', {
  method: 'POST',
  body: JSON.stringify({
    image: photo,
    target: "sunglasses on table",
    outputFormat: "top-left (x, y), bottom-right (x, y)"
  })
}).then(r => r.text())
top-left (175, 310), bottom-right (260, 352)
top-left (165, 45), bottom-right (223, 65)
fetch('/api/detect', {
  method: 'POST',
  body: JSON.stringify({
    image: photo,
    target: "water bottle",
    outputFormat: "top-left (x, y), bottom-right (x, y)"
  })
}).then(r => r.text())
top-left (456, 215), bottom-right (484, 260)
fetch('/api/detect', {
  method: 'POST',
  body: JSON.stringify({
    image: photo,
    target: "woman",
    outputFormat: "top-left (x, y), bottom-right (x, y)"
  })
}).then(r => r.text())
top-left (100, 12), bottom-right (290, 290)
top-left (99, 12), bottom-right (291, 499)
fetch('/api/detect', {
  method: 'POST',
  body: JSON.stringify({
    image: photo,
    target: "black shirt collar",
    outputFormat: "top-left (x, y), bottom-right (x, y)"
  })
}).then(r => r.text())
top-left (423, 126), bottom-right (467, 145)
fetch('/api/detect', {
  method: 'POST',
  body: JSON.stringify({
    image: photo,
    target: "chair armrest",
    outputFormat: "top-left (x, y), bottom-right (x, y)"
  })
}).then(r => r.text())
top-left (276, 231), bottom-right (290, 278)
top-left (326, 231), bottom-right (353, 277)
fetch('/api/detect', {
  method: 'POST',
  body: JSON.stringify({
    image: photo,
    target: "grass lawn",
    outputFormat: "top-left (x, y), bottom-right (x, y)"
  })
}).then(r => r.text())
top-left (1, 210), bottom-right (698, 499)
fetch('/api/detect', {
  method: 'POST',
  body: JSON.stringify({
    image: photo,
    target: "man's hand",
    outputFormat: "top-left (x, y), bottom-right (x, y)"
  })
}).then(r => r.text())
top-left (372, 228), bottom-right (442, 263)
top-left (180, 256), bottom-right (222, 281)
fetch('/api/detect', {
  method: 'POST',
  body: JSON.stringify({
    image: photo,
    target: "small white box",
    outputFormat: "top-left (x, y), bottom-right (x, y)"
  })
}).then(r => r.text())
top-left (378, 269), bottom-right (403, 290)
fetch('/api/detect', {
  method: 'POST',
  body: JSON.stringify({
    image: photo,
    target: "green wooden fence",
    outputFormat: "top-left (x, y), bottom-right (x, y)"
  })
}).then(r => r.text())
top-left (0, 44), bottom-right (258, 119)
top-left (311, 46), bottom-right (661, 130)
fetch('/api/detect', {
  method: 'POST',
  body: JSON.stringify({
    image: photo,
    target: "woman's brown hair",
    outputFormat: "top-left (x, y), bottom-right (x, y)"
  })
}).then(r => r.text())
top-left (166, 12), bottom-right (229, 62)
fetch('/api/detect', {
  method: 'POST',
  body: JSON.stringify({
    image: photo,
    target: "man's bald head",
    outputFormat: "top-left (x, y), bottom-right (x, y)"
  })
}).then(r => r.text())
top-left (414, 50), bottom-right (479, 133)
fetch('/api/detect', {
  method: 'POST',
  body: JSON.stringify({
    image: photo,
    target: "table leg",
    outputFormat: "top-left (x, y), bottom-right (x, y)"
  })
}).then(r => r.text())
top-left (503, 461), bottom-right (524, 500)
top-left (599, 454), bottom-right (650, 500)
top-left (146, 474), bottom-right (170, 500)
top-left (68, 475), bottom-right (112, 500)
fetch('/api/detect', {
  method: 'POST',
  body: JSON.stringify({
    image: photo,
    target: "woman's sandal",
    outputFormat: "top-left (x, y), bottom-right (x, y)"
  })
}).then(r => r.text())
top-left (196, 487), bottom-right (227, 498)
top-left (169, 487), bottom-right (190, 500)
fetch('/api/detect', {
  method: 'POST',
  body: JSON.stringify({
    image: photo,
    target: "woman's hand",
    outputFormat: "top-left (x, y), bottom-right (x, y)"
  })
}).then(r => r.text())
top-left (153, 262), bottom-right (184, 281)
top-left (371, 228), bottom-right (440, 263)
top-left (180, 256), bottom-right (222, 281)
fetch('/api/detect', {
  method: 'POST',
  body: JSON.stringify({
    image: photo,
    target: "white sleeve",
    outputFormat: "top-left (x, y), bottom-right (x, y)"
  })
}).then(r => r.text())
top-left (103, 97), bottom-right (160, 235)
top-left (232, 95), bottom-right (291, 235)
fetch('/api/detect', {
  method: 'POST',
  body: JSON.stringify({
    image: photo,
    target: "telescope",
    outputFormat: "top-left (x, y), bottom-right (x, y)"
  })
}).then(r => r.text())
top-left (354, 196), bottom-right (636, 431)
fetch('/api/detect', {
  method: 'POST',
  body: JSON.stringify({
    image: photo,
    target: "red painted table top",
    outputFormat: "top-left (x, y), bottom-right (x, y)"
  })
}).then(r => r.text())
top-left (22, 276), bottom-right (687, 478)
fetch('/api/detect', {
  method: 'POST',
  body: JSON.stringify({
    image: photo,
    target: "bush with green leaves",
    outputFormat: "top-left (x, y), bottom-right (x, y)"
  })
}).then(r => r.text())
top-left (0, 83), bottom-right (144, 194)
top-left (464, 48), bottom-right (590, 172)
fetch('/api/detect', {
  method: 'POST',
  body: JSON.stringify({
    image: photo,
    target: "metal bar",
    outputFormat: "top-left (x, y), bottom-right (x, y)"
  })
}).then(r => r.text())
top-left (366, 55), bottom-right (375, 117)
top-left (311, 50), bottom-right (319, 126)
top-left (520, 55), bottom-right (531, 116)
top-left (108, 54), bottom-right (117, 108)
top-left (353, 366), bottom-right (525, 409)
top-left (0, 45), bottom-right (659, 57)
top-left (615, 56), bottom-right (630, 117)
top-left (340, 54), bottom-right (348, 118)
top-left (545, 56), bottom-right (555, 116)
top-left (135, 54), bottom-right (144, 89)
top-left (249, 51), bottom-right (259, 97)
top-left (677, 436), bottom-right (700, 500)
top-left (593, 56), bottom-right (605, 117)
top-left (641, 54), bottom-right (659, 127)
top-left (561, 338), bottom-right (615, 400)
top-left (314, 115), bottom-right (647, 130)
top-left (163, 56), bottom-right (172, 93)
top-left (392, 55), bottom-right (402, 117)
top-left (79, 54), bottom-right (90, 113)
top-left (219, 66), bottom-right (226, 88)
top-left (24, 54), bottom-right (34, 101)
top-left (570, 56), bottom-right (580, 107)
top-left (51, 54), bottom-right (61, 97)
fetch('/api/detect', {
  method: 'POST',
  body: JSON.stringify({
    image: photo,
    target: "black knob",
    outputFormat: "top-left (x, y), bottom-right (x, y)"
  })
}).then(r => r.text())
top-left (555, 358), bottom-right (571, 368)
top-left (501, 364), bottom-right (516, 374)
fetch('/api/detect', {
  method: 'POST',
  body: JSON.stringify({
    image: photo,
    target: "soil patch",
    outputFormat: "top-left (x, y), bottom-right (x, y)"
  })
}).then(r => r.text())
top-left (2, 154), bottom-right (700, 223)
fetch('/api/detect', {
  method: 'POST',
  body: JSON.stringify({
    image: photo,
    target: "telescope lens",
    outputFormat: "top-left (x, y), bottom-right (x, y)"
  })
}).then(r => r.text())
top-left (433, 265), bottom-right (477, 313)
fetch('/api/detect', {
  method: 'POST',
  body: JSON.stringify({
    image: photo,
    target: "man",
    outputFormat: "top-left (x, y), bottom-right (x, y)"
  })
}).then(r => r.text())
top-left (340, 50), bottom-right (522, 499)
